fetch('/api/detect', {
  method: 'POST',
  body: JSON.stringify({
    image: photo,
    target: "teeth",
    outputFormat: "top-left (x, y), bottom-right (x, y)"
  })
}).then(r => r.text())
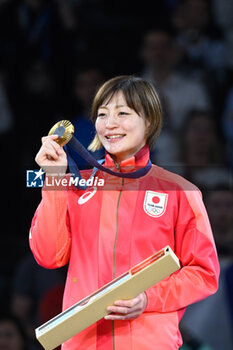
top-left (107, 135), bottom-right (124, 139)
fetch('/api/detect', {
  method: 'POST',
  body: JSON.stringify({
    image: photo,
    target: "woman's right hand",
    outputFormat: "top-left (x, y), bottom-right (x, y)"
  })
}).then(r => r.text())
top-left (35, 135), bottom-right (68, 176)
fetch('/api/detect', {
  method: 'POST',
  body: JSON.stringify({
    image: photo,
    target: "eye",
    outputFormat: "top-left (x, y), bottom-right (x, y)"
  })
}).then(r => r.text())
top-left (119, 111), bottom-right (129, 116)
top-left (97, 112), bottom-right (107, 118)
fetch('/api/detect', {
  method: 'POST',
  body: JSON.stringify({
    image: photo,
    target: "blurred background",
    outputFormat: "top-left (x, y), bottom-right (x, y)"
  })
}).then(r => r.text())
top-left (0, 0), bottom-right (232, 349)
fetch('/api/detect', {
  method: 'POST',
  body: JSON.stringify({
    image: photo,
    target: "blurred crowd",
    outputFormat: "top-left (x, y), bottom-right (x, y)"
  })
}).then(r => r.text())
top-left (0, 0), bottom-right (233, 349)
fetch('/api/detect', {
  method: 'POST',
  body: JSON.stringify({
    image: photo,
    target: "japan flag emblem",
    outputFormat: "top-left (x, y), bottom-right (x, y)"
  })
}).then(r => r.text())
top-left (143, 191), bottom-right (168, 218)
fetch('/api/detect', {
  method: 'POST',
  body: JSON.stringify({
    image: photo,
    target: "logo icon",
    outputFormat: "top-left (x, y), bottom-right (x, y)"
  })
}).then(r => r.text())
top-left (78, 187), bottom-right (97, 204)
top-left (143, 191), bottom-right (168, 217)
top-left (26, 169), bottom-right (45, 188)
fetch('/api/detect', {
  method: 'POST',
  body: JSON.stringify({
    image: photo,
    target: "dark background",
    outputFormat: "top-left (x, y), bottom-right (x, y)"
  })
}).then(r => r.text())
top-left (0, 1), bottom-right (233, 349)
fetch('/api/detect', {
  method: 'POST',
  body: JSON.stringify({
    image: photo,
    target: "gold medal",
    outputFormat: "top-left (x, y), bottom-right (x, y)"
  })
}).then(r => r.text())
top-left (48, 120), bottom-right (74, 146)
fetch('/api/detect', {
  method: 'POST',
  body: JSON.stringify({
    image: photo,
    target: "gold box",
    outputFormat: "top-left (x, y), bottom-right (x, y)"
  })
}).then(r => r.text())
top-left (36, 246), bottom-right (180, 350)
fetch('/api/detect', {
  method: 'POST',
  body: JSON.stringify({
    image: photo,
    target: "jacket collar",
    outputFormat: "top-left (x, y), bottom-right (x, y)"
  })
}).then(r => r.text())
top-left (104, 144), bottom-right (150, 172)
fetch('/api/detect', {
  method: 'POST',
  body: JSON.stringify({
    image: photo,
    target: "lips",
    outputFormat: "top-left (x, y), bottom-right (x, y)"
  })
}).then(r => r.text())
top-left (106, 134), bottom-right (126, 139)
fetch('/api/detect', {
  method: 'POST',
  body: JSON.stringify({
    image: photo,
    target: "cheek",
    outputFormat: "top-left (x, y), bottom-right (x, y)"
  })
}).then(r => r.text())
top-left (95, 119), bottom-right (105, 136)
top-left (135, 121), bottom-right (148, 142)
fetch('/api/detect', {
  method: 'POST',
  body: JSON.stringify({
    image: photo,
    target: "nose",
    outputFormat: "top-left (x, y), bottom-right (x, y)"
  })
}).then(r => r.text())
top-left (105, 113), bottom-right (118, 129)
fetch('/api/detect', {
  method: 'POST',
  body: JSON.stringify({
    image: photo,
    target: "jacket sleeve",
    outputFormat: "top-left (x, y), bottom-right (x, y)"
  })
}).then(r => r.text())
top-left (29, 188), bottom-right (71, 269)
top-left (144, 188), bottom-right (220, 313)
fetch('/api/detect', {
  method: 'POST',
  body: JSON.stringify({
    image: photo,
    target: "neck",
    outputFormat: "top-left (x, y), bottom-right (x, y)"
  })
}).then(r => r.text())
top-left (109, 144), bottom-right (149, 164)
top-left (105, 144), bottom-right (150, 169)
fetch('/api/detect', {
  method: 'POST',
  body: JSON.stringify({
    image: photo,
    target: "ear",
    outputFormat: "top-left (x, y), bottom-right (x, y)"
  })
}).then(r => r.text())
top-left (145, 118), bottom-right (150, 128)
top-left (144, 118), bottom-right (151, 145)
top-left (145, 118), bottom-right (151, 133)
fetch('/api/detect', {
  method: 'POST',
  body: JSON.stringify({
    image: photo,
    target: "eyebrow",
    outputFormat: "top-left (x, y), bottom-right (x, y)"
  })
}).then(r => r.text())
top-left (98, 104), bottom-right (128, 109)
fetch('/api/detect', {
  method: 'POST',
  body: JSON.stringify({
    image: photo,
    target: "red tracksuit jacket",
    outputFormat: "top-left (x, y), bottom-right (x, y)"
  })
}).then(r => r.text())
top-left (29, 145), bottom-right (220, 350)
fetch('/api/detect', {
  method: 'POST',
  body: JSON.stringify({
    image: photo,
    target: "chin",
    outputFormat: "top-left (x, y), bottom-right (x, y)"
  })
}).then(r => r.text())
top-left (105, 146), bottom-right (124, 156)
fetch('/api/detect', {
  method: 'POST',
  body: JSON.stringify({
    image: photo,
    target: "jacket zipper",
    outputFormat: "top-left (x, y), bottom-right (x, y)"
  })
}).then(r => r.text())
top-left (112, 177), bottom-right (124, 350)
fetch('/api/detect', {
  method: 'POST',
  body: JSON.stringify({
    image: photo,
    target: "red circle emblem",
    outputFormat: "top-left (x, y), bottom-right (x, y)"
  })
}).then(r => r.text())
top-left (152, 196), bottom-right (160, 204)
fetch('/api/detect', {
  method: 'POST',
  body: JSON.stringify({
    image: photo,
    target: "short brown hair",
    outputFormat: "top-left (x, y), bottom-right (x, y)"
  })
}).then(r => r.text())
top-left (88, 75), bottom-right (162, 151)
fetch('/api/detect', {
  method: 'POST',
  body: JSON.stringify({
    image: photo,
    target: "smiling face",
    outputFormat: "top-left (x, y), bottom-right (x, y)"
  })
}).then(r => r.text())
top-left (95, 92), bottom-right (148, 162)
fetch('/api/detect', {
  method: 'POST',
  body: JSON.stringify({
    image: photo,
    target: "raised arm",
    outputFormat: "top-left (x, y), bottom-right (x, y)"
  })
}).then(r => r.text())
top-left (29, 135), bottom-right (71, 268)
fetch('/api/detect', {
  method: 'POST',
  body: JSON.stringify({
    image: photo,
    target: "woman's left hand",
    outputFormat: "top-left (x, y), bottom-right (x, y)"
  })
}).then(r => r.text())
top-left (105, 292), bottom-right (147, 321)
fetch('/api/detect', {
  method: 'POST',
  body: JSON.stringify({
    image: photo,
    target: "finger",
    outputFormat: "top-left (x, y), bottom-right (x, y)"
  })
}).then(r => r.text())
top-left (106, 305), bottom-right (131, 315)
top-left (105, 310), bottom-right (139, 321)
top-left (106, 301), bottom-right (142, 316)
top-left (43, 137), bottom-right (65, 157)
top-left (41, 136), bottom-right (67, 161)
top-left (36, 144), bottom-right (60, 164)
top-left (42, 135), bottom-right (58, 144)
top-left (114, 297), bottom-right (140, 308)
top-left (42, 142), bottom-right (60, 160)
top-left (42, 137), bottom-right (62, 153)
